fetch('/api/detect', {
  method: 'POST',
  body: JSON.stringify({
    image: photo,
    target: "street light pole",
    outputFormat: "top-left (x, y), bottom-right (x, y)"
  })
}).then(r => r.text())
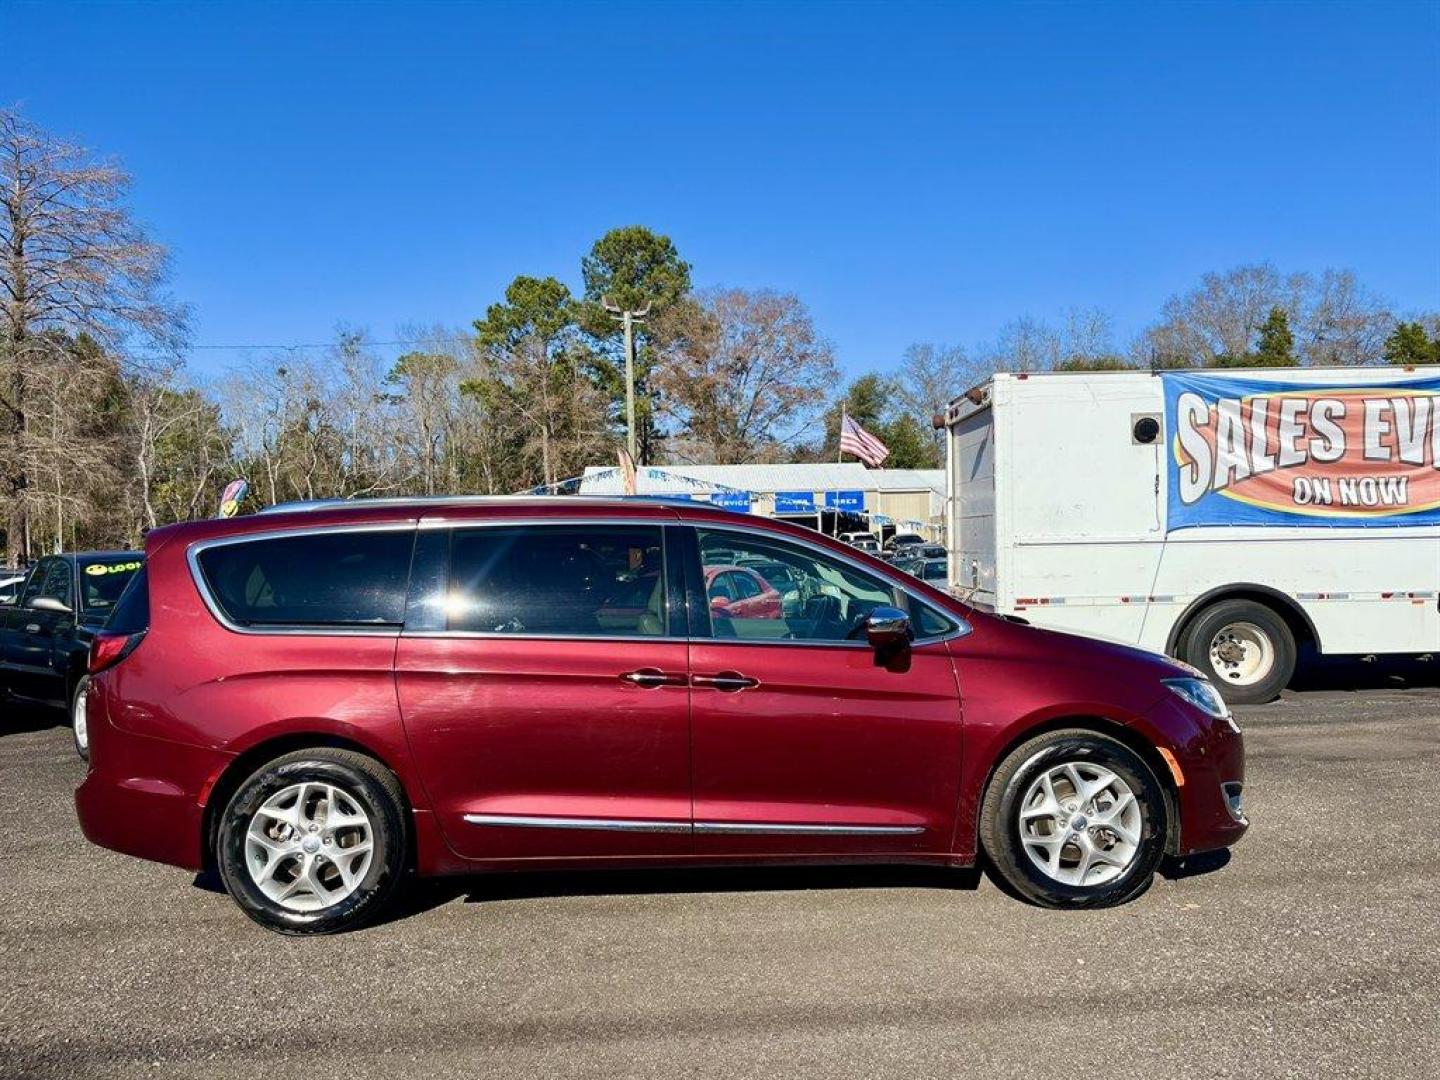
top-left (603, 296), bottom-right (651, 461)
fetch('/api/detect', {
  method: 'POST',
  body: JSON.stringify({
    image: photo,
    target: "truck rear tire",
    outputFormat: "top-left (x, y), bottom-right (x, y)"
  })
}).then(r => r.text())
top-left (1181, 599), bottom-right (1295, 705)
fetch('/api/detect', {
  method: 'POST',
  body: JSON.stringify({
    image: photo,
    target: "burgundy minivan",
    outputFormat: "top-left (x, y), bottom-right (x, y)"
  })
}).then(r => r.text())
top-left (76, 497), bottom-right (1246, 934)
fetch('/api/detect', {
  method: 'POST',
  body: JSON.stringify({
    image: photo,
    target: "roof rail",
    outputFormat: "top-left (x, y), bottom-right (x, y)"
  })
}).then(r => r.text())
top-left (255, 494), bottom-right (711, 515)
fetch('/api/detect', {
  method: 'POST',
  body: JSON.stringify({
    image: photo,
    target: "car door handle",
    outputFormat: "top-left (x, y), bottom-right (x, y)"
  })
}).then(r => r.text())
top-left (24, 624), bottom-right (40, 634)
top-left (619, 668), bottom-right (687, 688)
top-left (691, 671), bottom-right (759, 692)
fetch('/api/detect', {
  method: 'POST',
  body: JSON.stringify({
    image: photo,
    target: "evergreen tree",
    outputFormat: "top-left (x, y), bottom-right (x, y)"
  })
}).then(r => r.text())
top-left (1383, 321), bottom-right (1440, 365)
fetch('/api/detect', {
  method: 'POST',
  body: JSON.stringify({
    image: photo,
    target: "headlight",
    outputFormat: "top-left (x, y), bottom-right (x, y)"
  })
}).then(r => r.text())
top-left (1162, 677), bottom-right (1230, 720)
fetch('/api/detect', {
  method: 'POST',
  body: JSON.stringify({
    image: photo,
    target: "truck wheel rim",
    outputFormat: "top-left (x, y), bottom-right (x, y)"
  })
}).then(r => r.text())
top-left (1208, 621), bottom-right (1274, 687)
top-left (1017, 761), bottom-right (1141, 886)
top-left (245, 782), bottom-right (374, 913)
top-left (72, 689), bottom-right (88, 752)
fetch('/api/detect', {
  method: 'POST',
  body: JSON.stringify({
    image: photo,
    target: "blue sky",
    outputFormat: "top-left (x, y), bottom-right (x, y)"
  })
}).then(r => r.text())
top-left (4, 1), bottom-right (1437, 377)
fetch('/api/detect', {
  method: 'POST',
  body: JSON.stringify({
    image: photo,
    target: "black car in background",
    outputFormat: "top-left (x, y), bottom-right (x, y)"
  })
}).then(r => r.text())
top-left (0, 552), bottom-right (143, 759)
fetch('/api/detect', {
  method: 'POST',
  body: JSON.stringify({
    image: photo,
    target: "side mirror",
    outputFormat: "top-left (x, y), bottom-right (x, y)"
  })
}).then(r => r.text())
top-left (864, 606), bottom-right (912, 651)
top-left (30, 596), bottom-right (72, 615)
top-left (709, 595), bottom-right (730, 610)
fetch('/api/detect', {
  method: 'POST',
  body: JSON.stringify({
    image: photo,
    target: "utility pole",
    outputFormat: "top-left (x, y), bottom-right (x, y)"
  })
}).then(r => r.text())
top-left (603, 296), bottom-right (651, 461)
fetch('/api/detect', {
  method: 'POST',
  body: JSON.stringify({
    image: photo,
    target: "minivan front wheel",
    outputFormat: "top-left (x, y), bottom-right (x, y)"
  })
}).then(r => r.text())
top-left (980, 729), bottom-right (1167, 908)
top-left (216, 749), bottom-right (409, 935)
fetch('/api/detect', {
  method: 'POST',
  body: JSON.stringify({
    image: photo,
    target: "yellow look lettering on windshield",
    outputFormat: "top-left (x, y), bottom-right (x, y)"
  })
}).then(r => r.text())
top-left (85, 561), bottom-right (141, 576)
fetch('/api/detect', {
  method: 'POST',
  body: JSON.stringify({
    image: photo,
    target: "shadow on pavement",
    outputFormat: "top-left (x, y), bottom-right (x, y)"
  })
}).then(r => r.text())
top-left (0, 700), bottom-right (65, 737)
top-left (374, 863), bottom-right (984, 925)
top-left (1288, 650), bottom-right (1440, 694)
top-left (1159, 848), bottom-right (1231, 880)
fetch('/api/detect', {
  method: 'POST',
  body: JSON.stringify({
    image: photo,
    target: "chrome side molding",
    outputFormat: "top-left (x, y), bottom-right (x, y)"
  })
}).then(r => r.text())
top-left (462, 813), bottom-right (924, 837)
top-left (462, 814), bottom-right (690, 833)
top-left (693, 822), bottom-right (924, 836)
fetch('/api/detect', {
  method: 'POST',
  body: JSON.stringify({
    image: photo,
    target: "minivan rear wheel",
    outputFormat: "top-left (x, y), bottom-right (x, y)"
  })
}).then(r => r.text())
top-left (980, 729), bottom-right (1167, 908)
top-left (216, 749), bottom-right (409, 935)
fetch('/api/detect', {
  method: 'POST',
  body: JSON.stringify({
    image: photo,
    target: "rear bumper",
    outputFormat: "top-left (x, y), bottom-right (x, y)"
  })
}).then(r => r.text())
top-left (75, 689), bottom-right (233, 872)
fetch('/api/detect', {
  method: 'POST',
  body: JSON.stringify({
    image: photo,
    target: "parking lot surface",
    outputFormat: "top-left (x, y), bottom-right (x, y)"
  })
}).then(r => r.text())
top-left (3, 683), bottom-right (1438, 1080)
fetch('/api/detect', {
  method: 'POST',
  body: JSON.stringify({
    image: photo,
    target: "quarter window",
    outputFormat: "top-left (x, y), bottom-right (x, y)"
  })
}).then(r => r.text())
top-left (696, 529), bottom-right (899, 643)
top-left (196, 530), bottom-right (414, 628)
top-left (445, 526), bottom-right (665, 637)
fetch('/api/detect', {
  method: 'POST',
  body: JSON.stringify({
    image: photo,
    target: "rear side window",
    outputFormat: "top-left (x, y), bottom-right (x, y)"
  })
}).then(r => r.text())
top-left (446, 525), bottom-right (665, 636)
top-left (106, 566), bottom-right (151, 633)
top-left (196, 530), bottom-right (414, 628)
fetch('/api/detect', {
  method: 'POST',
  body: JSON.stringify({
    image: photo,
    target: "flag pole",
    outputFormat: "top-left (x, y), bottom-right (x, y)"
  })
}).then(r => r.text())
top-left (838, 406), bottom-right (845, 463)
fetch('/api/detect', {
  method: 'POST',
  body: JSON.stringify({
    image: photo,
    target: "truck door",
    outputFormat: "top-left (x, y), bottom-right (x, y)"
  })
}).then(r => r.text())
top-left (6, 558), bottom-right (75, 705)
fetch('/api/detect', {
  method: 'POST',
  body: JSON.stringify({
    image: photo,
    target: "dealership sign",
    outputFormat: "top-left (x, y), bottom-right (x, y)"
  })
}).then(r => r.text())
top-left (824, 489), bottom-right (865, 512)
top-left (709, 490), bottom-right (753, 512)
top-left (1163, 372), bottom-right (1440, 529)
top-left (775, 491), bottom-right (817, 513)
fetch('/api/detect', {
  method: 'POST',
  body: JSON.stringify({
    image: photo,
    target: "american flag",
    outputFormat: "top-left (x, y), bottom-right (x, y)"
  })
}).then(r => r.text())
top-left (839, 414), bottom-right (890, 467)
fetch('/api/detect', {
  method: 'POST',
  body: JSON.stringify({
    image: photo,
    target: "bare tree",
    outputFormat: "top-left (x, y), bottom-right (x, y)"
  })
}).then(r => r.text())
top-left (388, 351), bottom-right (459, 495)
top-left (991, 315), bottom-right (1061, 372)
top-left (130, 368), bottom-right (233, 535)
top-left (894, 342), bottom-right (976, 456)
top-left (654, 287), bottom-right (836, 464)
top-left (1140, 263), bottom-right (1309, 366)
top-left (0, 108), bottom-right (186, 564)
top-left (1302, 269), bottom-right (1392, 366)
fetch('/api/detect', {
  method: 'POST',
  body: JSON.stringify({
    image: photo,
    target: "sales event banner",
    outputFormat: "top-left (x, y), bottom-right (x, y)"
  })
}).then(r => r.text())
top-left (1162, 371), bottom-right (1440, 530)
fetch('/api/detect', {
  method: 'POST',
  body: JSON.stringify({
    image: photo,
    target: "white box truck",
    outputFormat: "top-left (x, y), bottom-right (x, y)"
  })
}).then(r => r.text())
top-left (943, 366), bottom-right (1440, 702)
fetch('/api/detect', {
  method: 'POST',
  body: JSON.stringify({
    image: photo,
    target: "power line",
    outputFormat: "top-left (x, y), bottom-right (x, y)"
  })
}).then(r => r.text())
top-left (130, 335), bottom-right (476, 354)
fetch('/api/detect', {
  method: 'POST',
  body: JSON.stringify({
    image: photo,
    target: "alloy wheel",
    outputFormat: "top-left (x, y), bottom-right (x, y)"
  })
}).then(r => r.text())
top-left (1016, 761), bottom-right (1142, 887)
top-left (244, 782), bottom-right (374, 913)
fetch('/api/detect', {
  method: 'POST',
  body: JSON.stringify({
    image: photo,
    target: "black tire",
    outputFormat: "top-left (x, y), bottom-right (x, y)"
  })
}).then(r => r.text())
top-left (70, 676), bottom-right (91, 762)
top-left (979, 729), bottom-right (1168, 909)
top-left (1180, 598), bottom-right (1296, 705)
top-left (216, 748), bottom-right (409, 935)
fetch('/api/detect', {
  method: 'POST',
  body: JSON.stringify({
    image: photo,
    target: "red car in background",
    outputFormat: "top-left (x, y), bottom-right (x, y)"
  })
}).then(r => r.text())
top-left (75, 497), bottom-right (1246, 935)
top-left (704, 564), bottom-right (783, 621)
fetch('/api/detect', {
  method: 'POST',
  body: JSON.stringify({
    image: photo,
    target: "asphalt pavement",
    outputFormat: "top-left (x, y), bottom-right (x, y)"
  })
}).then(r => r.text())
top-left (2, 676), bottom-right (1438, 1080)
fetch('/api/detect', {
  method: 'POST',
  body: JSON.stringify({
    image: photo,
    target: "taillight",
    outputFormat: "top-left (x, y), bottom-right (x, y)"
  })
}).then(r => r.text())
top-left (88, 630), bottom-right (146, 675)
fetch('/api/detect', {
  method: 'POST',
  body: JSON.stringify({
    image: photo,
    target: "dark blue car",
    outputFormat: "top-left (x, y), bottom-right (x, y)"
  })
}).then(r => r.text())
top-left (0, 552), bottom-right (142, 758)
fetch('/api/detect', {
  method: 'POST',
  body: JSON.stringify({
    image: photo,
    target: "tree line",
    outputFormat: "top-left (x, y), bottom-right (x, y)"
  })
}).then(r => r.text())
top-left (3, 108), bottom-right (1438, 564)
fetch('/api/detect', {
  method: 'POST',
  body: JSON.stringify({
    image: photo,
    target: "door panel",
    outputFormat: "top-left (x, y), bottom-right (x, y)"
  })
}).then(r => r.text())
top-left (7, 559), bottom-right (73, 704)
top-left (688, 639), bottom-right (963, 854)
top-left (397, 638), bottom-right (692, 859)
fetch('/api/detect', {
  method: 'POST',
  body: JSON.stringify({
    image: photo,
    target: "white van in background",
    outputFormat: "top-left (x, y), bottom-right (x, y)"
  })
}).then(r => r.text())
top-left (943, 367), bottom-right (1440, 702)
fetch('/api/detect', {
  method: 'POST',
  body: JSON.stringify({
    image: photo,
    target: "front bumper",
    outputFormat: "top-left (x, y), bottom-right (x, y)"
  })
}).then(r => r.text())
top-left (1143, 695), bottom-right (1248, 856)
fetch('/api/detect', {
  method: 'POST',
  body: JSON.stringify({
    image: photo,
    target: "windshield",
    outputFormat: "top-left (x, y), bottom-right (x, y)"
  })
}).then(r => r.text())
top-left (79, 558), bottom-right (143, 613)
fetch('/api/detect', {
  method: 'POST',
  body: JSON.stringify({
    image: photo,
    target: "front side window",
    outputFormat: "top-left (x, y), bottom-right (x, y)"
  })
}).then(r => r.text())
top-left (18, 563), bottom-right (49, 608)
top-left (196, 530), bottom-right (414, 628)
top-left (25, 559), bottom-right (72, 609)
top-left (696, 529), bottom-right (899, 643)
top-left (446, 525), bottom-right (665, 637)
